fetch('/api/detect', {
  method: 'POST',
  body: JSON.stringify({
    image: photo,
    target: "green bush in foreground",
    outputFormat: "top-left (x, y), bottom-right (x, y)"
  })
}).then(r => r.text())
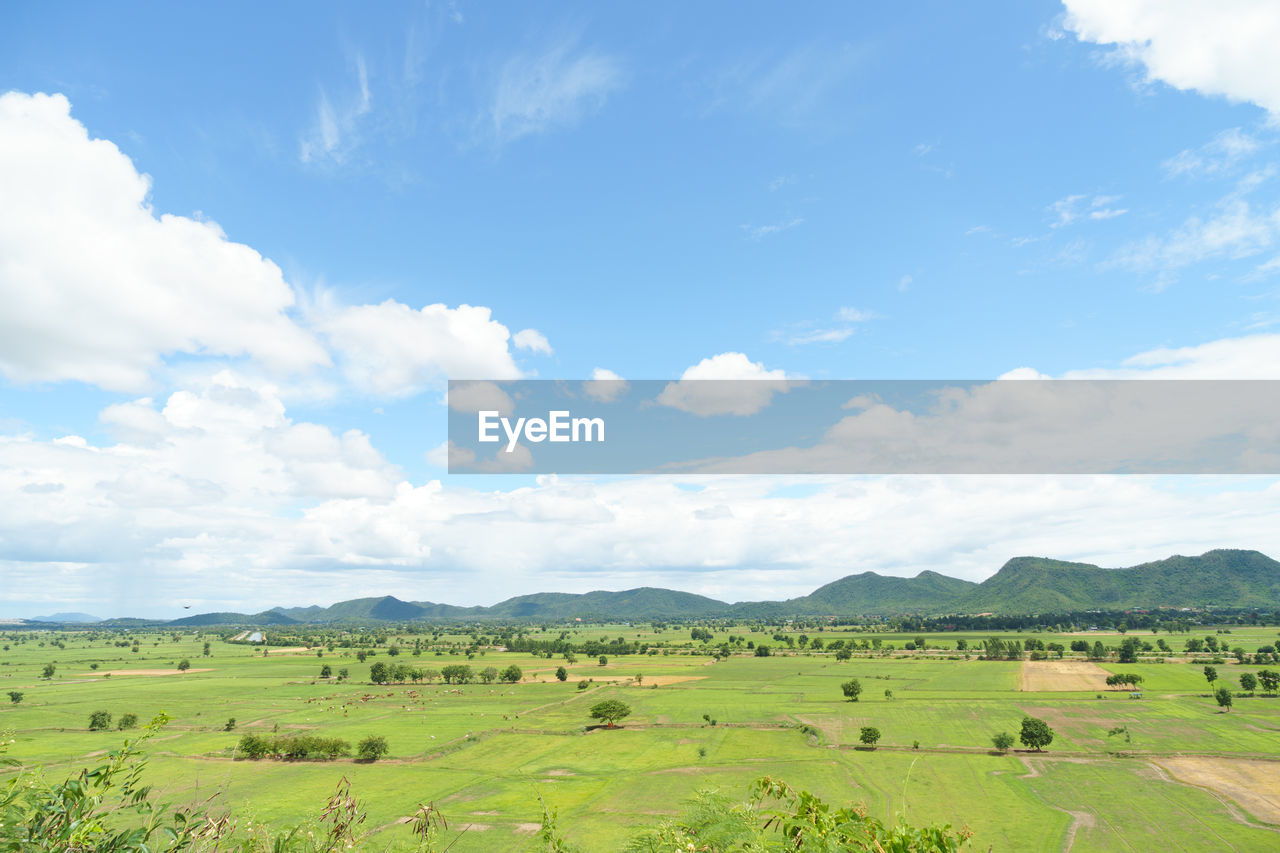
top-left (625, 776), bottom-right (972, 852)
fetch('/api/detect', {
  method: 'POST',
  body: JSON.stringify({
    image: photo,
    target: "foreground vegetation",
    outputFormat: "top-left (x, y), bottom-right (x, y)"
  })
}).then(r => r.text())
top-left (4, 620), bottom-right (1280, 850)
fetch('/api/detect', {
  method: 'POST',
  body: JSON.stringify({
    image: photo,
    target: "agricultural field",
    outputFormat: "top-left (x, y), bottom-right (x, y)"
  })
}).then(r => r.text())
top-left (3, 625), bottom-right (1280, 850)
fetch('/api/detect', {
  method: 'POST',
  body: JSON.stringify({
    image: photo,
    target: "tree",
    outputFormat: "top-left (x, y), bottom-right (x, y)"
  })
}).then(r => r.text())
top-left (992, 732), bottom-right (1014, 753)
top-left (841, 678), bottom-right (863, 702)
top-left (578, 679), bottom-right (590, 690)
top-left (369, 661), bottom-right (390, 684)
top-left (320, 664), bottom-right (332, 678)
top-left (598, 655), bottom-right (608, 666)
top-left (1240, 672), bottom-right (1258, 693)
top-left (41, 663), bottom-right (55, 679)
top-left (6, 691), bottom-right (21, 705)
top-left (357, 735), bottom-right (389, 762)
top-left (88, 710), bottom-right (113, 731)
top-left (834, 648), bottom-right (852, 661)
top-left (1215, 684), bottom-right (1233, 712)
top-left (224, 718), bottom-right (236, 731)
top-left (1019, 716), bottom-right (1054, 752)
top-left (590, 699), bottom-right (632, 728)
top-left (858, 726), bottom-right (881, 748)
top-left (202, 641), bottom-right (211, 657)
top-left (1259, 669), bottom-right (1280, 694)
top-left (117, 713), bottom-right (138, 730)
top-left (177, 659), bottom-right (191, 672)
top-left (555, 666), bottom-right (568, 682)
top-left (1203, 665), bottom-right (1218, 686)
top-left (754, 645), bottom-right (771, 657)
top-left (481, 666), bottom-right (499, 684)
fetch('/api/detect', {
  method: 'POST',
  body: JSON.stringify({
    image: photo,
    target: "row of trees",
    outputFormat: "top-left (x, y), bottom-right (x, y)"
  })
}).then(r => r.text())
top-left (367, 661), bottom-right (524, 684)
top-left (237, 732), bottom-right (389, 761)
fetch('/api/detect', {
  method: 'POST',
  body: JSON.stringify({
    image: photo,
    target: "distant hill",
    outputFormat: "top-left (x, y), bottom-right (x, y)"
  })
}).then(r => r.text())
top-left (28, 612), bottom-right (101, 623)
top-left (486, 587), bottom-right (730, 621)
top-left (85, 549), bottom-right (1280, 626)
top-left (956, 549), bottom-right (1280, 613)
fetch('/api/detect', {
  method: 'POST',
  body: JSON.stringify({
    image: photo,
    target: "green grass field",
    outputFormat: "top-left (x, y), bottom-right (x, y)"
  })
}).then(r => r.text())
top-left (3, 626), bottom-right (1280, 850)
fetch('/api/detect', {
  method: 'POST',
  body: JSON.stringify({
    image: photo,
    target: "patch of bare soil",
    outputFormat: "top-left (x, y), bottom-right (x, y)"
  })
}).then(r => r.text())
top-left (1154, 757), bottom-right (1280, 825)
top-left (1020, 660), bottom-right (1110, 692)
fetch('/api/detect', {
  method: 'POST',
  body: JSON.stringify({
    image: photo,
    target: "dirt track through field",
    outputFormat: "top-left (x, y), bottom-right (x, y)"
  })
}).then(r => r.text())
top-left (1154, 757), bottom-right (1280, 825)
top-left (1021, 660), bottom-right (1110, 692)
top-left (86, 668), bottom-right (213, 676)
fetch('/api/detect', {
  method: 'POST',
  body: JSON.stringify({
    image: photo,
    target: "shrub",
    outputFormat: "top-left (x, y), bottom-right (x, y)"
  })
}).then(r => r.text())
top-left (117, 713), bottom-right (138, 730)
top-left (357, 735), bottom-right (389, 762)
top-left (88, 710), bottom-right (112, 731)
top-left (992, 731), bottom-right (1014, 753)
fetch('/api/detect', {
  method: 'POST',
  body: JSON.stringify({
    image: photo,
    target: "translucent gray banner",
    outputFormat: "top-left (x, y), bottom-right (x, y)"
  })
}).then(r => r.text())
top-left (446, 379), bottom-right (1280, 474)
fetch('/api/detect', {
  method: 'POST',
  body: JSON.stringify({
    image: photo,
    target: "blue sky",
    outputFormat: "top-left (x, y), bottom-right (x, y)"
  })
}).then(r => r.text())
top-left (4, 1), bottom-right (1280, 617)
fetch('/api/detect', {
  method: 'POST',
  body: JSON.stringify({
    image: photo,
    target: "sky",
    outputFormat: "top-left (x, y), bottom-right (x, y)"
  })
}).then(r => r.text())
top-left (4, 1), bottom-right (1280, 618)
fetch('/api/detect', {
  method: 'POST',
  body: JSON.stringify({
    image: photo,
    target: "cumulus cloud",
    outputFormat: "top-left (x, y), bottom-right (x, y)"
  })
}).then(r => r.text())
top-left (656, 352), bottom-right (791, 416)
top-left (0, 92), bottom-right (329, 392)
top-left (583, 367), bottom-right (628, 402)
top-left (513, 328), bottom-right (553, 355)
top-left (316, 300), bottom-right (525, 396)
top-left (1063, 0), bottom-right (1280, 116)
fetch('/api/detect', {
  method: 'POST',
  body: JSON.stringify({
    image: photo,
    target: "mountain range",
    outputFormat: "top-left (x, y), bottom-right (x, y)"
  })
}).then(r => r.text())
top-left (23, 549), bottom-right (1280, 625)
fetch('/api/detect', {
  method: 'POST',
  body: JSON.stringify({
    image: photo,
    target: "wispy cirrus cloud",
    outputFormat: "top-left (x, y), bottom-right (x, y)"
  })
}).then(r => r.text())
top-left (300, 52), bottom-right (373, 165)
top-left (486, 39), bottom-right (623, 145)
top-left (740, 217), bottom-right (803, 240)
top-left (1048, 193), bottom-right (1127, 228)
top-left (773, 306), bottom-right (878, 346)
top-left (1163, 127), bottom-right (1264, 178)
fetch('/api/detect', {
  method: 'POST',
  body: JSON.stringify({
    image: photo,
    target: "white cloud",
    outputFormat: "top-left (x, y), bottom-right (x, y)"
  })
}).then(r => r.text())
top-left (836, 306), bottom-right (878, 323)
top-left (1109, 197), bottom-right (1278, 279)
top-left (513, 328), bottom-right (553, 355)
top-left (897, 274), bottom-right (913, 291)
top-left (316, 299), bottom-right (524, 396)
top-left (740, 218), bottom-right (803, 240)
top-left (1163, 127), bottom-right (1263, 177)
top-left (583, 368), bottom-right (628, 402)
top-left (1049, 193), bottom-right (1128, 228)
top-left (1063, 333), bottom-right (1280, 379)
top-left (446, 380), bottom-right (515, 415)
top-left (657, 353), bottom-right (791, 416)
top-left (785, 328), bottom-right (854, 345)
top-left (0, 92), bottom-right (329, 392)
top-left (488, 41), bottom-right (623, 145)
top-left (300, 53), bottom-right (373, 165)
top-left (1063, 0), bottom-right (1280, 116)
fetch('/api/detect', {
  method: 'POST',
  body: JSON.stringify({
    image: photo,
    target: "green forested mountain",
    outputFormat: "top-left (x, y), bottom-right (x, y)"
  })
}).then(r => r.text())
top-left (956, 549), bottom-right (1280, 613)
top-left (136, 549), bottom-right (1280, 626)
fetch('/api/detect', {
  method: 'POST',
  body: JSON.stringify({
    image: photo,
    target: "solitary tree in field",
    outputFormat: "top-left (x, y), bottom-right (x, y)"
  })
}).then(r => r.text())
top-left (1203, 665), bottom-right (1217, 686)
top-left (357, 735), bottom-right (389, 762)
top-left (555, 666), bottom-right (568, 682)
top-left (859, 726), bottom-right (881, 748)
top-left (320, 664), bottom-right (332, 678)
top-left (117, 714), bottom-right (138, 730)
top-left (177, 659), bottom-right (191, 672)
top-left (41, 663), bottom-right (55, 680)
top-left (590, 699), bottom-right (632, 728)
top-left (1215, 685), bottom-right (1233, 712)
top-left (1019, 716), bottom-right (1054, 752)
top-left (841, 679), bottom-right (863, 702)
top-left (1240, 672), bottom-right (1258, 693)
top-left (88, 710), bottom-right (112, 731)
top-left (6, 691), bottom-right (21, 705)
top-left (992, 732), bottom-right (1014, 753)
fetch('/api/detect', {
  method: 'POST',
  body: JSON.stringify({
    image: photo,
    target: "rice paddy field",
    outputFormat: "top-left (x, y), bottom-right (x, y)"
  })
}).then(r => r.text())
top-left (3, 624), bottom-right (1280, 850)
